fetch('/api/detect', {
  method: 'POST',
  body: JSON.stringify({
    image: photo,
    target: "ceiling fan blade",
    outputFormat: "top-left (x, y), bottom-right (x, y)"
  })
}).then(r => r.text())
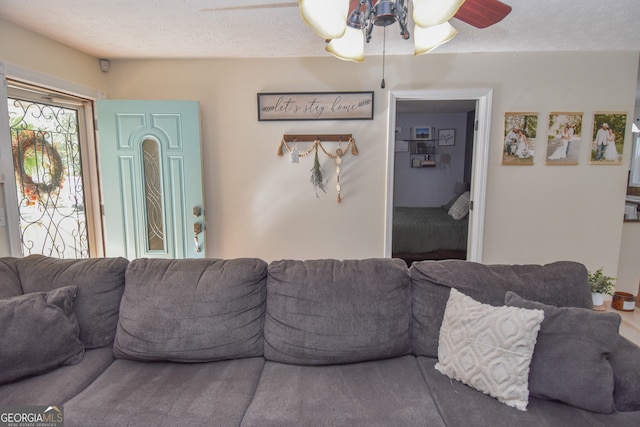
top-left (454, 0), bottom-right (512, 29)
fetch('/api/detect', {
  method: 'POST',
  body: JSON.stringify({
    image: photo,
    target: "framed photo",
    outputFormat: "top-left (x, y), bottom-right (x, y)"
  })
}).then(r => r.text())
top-left (412, 126), bottom-right (435, 140)
top-left (590, 112), bottom-right (626, 164)
top-left (257, 91), bottom-right (374, 121)
top-left (502, 112), bottom-right (538, 166)
top-left (438, 129), bottom-right (455, 146)
top-left (545, 112), bottom-right (583, 166)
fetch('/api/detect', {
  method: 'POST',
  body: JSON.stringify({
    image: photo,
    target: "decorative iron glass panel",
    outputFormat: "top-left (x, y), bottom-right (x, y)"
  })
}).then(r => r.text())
top-left (142, 138), bottom-right (165, 251)
top-left (8, 97), bottom-right (89, 258)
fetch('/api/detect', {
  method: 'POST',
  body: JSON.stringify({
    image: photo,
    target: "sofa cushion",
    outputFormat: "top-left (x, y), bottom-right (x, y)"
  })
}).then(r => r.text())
top-left (435, 289), bottom-right (544, 411)
top-left (410, 260), bottom-right (591, 357)
top-left (64, 357), bottom-right (265, 427)
top-left (505, 292), bottom-right (620, 414)
top-left (418, 356), bottom-right (640, 427)
top-left (0, 257), bottom-right (22, 299)
top-left (264, 258), bottom-right (411, 365)
top-left (114, 258), bottom-right (267, 362)
top-left (0, 286), bottom-right (84, 384)
top-left (16, 255), bottom-right (128, 348)
top-left (241, 356), bottom-right (446, 427)
top-left (0, 347), bottom-right (114, 406)
top-left (609, 336), bottom-right (640, 412)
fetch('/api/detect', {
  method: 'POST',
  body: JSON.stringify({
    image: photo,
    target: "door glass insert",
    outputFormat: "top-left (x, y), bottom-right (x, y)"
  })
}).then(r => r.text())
top-left (8, 97), bottom-right (89, 258)
top-left (142, 138), bottom-right (165, 251)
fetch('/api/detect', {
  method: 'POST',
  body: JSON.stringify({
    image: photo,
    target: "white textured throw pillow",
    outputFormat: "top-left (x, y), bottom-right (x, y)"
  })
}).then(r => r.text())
top-left (435, 289), bottom-right (544, 411)
top-left (447, 191), bottom-right (470, 220)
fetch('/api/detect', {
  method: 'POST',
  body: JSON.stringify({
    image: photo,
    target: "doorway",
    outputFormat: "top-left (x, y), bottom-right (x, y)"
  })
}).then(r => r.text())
top-left (5, 82), bottom-right (102, 258)
top-left (385, 89), bottom-right (493, 263)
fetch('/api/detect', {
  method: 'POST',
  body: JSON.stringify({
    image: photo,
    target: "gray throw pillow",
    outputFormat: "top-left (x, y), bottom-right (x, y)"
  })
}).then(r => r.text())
top-left (0, 258), bottom-right (22, 299)
top-left (114, 258), bottom-right (267, 362)
top-left (505, 292), bottom-right (620, 414)
top-left (0, 286), bottom-right (84, 384)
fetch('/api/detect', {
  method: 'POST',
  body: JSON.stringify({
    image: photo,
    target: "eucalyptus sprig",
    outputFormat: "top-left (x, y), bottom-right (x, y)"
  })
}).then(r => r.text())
top-left (310, 144), bottom-right (326, 197)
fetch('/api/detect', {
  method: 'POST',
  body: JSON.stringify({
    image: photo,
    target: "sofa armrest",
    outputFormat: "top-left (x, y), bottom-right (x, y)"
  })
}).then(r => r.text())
top-left (609, 336), bottom-right (640, 412)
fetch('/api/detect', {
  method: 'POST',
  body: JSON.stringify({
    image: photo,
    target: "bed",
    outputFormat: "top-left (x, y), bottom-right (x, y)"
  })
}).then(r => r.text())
top-left (392, 206), bottom-right (468, 262)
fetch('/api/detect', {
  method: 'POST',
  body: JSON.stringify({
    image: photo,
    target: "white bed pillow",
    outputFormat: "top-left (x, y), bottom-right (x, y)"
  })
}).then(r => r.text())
top-left (447, 191), bottom-right (470, 220)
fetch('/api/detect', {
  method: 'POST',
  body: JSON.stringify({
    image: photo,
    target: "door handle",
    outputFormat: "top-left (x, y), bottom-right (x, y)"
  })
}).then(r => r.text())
top-left (194, 222), bottom-right (202, 253)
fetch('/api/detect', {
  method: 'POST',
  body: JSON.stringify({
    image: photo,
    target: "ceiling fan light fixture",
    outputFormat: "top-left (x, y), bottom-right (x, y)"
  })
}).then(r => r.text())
top-left (299, 0), bottom-right (350, 40)
top-left (412, 0), bottom-right (466, 28)
top-left (326, 25), bottom-right (365, 62)
top-left (413, 21), bottom-right (458, 55)
top-left (300, 0), bottom-right (500, 60)
top-left (372, 1), bottom-right (400, 27)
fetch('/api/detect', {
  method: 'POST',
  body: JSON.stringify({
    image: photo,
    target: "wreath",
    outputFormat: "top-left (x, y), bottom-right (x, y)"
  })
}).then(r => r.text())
top-left (13, 136), bottom-right (65, 199)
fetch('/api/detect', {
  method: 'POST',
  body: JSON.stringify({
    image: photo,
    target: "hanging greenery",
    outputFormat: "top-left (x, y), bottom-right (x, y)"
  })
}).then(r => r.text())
top-left (277, 136), bottom-right (358, 202)
top-left (310, 144), bottom-right (326, 197)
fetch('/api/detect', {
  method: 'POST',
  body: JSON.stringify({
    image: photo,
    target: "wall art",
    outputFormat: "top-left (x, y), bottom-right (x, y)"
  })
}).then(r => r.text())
top-left (545, 112), bottom-right (583, 166)
top-left (438, 128), bottom-right (455, 146)
top-left (590, 112), bottom-right (626, 165)
top-left (502, 112), bottom-right (538, 166)
top-left (257, 92), bottom-right (374, 121)
top-left (411, 126), bottom-right (435, 140)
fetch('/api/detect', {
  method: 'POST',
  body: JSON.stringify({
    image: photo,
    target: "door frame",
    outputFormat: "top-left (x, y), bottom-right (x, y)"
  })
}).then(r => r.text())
top-left (0, 61), bottom-right (104, 257)
top-left (384, 88), bottom-right (493, 262)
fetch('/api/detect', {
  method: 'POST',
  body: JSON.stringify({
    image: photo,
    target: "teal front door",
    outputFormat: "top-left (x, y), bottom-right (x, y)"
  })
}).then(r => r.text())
top-left (97, 100), bottom-right (204, 259)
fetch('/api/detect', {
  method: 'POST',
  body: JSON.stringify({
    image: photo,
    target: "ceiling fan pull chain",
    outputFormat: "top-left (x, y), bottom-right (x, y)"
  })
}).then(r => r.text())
top-left (381, 27), bottom-right (386, 89)
top-left (336, 143), bottom-right (343, 203)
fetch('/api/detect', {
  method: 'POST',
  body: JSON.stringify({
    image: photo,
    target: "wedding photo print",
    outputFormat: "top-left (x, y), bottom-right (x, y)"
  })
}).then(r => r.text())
top-left (545, 112), bottom-right (583, 166)
top-left (502, 112), bottom-right (538, 165)
top-left (590, 112), bottom-right (626, 164)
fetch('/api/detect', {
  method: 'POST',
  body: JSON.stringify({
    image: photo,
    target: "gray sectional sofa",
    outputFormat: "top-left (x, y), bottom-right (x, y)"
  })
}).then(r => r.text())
top-left (1, 254), bottom-right (639, 426)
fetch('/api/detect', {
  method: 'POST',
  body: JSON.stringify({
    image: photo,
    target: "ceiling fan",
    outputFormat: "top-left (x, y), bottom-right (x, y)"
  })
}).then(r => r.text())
top-left (205, 0), bottom-right (510, 28)
top-left (204, 1), bottom-right (511, 61)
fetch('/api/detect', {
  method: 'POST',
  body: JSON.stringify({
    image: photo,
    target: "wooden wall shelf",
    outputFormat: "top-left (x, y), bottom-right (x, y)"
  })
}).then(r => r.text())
top-left (283, 134), bottom-right (352, 143)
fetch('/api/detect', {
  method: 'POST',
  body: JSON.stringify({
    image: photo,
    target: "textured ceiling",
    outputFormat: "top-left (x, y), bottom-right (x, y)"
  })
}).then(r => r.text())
top-left (1, 0), bottom-right (639, 60)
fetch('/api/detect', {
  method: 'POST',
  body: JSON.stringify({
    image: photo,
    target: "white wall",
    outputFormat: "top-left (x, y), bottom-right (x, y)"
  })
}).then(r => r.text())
top-left (618, 226), bottom-right (640, 295)
top-left (1, 18), bottom-right (639, 293)
top-left (394, 112), bottom-right (468, 207)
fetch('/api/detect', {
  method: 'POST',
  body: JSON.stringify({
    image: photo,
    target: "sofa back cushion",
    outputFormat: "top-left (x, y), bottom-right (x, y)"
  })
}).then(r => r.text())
top-left (0, 258), bottom-right (22, 299)
top-left (410, 260), bottom-right (591, 357)
top-left (113, 258), bottom-right (267, 362)
top-left (16, 255), bottom-right (129, 348)
top-left (264, 258), bottom-right (411, 365)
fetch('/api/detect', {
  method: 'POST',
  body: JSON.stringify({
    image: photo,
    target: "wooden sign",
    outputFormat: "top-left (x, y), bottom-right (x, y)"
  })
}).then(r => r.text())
top-left (257, 92), bottom-right (374, 121)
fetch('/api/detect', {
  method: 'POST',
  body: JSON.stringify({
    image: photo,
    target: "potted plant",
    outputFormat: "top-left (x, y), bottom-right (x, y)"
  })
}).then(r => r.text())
top-left (588, 268), bottom-right (616, 307)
